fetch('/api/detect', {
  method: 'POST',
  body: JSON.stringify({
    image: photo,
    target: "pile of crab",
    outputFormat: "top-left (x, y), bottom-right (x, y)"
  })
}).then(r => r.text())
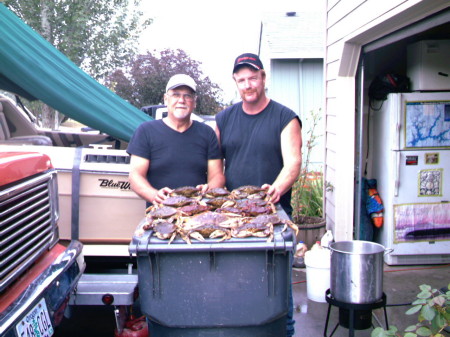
top-left (142, 185), bottom-right (298, 244)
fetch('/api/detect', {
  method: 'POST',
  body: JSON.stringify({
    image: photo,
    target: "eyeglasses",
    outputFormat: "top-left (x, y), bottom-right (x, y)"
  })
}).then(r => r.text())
top-left (167, 92), bottom-right (196, 102)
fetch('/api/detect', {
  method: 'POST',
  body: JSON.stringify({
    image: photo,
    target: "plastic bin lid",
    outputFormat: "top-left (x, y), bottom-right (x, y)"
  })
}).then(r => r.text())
top-left (129, 205), bottom-right (296, 254)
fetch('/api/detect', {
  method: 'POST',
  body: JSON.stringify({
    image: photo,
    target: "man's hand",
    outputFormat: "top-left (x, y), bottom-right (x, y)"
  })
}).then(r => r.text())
top-left (262, 184), bottom-right (281, 204)
top-left (196, 184), bottom-right (209, 195)
top-left (153, 187), bottom-right (172, 204)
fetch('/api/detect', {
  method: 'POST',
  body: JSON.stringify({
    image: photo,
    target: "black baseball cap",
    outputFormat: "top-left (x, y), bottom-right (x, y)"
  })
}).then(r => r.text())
top-left (233, 53), bottom-right (264, 73)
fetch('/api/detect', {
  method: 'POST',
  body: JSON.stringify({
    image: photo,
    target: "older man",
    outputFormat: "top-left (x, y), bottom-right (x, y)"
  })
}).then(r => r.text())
top-left (128, 74), bottom-right (225, 205)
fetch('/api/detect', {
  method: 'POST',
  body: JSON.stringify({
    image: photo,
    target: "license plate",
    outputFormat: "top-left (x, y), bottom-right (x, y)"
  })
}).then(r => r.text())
top-left (15, 298), bottom-right (54, 337)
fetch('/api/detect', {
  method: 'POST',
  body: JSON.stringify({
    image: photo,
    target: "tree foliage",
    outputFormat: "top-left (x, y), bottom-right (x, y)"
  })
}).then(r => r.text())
top-left (106, 49), bottom-right (223, 115)
top-left (2, 0), bottom-right (151, 128)
top-left (2, 0), bottom-right (151, 80)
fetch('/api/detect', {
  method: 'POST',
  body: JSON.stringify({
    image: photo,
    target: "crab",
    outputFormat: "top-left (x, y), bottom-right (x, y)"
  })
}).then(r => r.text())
top-left (252, 214), bottom-right (299, 236)
top-left (241, 205), bottom-right (274, 216)
top-left (146, 205), bottom-right (178, 219)
top-left (170, 186), bottom-right (202, 198)
top-left (178, 203), bottom-right (211, 216)
top-left (152, 219), bottom-right (179, 243)
top-left (144, 205), bottom-right (180, 229)
top-left (230, 185), bottom-right (266, 199)
top-left (180, 211), bottom-right (236, 243)
top-left (246, 190), bottom-right (268, 200)
top-left (143, 214), bottom-right (178, 231)
top-left (215, 206), bottom-right (244, 216)
top-left (161, 195), bottom-right (195, 208)
top-left (231, 216), bottom-right (274, 241)
top-left (204, 197), bottom-right (235, 209)
top-left (204, 187), bottom-right (230, 198)
top-left (234, 199), bottom-right (276, 216)
top-left (186, 223), bottom-right (232, 242)
top-left (235, 198), bottom-right (269, 207)
top-left (231, 214), bottom-right (298, 242)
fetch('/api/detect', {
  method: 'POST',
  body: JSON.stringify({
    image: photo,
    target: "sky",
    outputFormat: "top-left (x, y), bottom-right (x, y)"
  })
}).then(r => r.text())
top-left (138, 0), bottom-right (299, 103)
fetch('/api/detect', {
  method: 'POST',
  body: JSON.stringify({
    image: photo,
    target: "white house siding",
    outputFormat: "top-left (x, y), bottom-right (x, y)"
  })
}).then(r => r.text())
top-left (298, 60), bottom-right (324, 117)
top-left (261, 5), bottom-right (325, 59)
top-left (324, 0), bottom-right (449, 240)
top-left (259, 6), bottom-right (326, 211)
top-left (270, 59), bottom-right (324, 167)
top-left (270, 60), bottom-right (301, 115)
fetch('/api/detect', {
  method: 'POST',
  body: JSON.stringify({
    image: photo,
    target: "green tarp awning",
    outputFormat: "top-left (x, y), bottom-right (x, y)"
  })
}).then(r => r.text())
top-left (0, 3), bottom-right (151, 142)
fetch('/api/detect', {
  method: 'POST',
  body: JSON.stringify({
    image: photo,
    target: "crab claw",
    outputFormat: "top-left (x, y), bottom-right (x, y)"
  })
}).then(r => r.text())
top-left (179, 232), bottom-right (192, 244)
top-left (143, 217), bottom-right (155, 230)
top-left (168, 232), bottom-right (177, 244)
top-left (189, 232), bottom-right (206, 242)
top-left (279, 221), bottom-right (299, 236)
top-left (287, 221), bottom-right (299, 235)
top-left (220, 200), bottom-right (236, 208)
top-left (210, 229), bottom-right (231, 242)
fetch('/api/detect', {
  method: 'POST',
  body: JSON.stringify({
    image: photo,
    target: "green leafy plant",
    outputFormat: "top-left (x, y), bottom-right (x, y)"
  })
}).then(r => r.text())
top-left (291, 109), bottom-right (330, 220)
top-left (292, 170), bottom-right (324, 218)
top-left (371, 283), bottom-right (450, 337)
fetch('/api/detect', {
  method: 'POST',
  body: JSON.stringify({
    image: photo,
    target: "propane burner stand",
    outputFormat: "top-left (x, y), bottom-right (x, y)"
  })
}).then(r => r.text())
top-left (323, 289), bottom-right (388, 337)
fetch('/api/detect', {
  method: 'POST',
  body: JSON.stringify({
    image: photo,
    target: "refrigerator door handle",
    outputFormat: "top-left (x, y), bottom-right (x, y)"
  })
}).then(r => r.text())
top-left (394, 151), bottom-right (400, 197)
top-left (393, 93), bottom-right (402, 151)
top-left (395, 122), bottom-right (401, 151)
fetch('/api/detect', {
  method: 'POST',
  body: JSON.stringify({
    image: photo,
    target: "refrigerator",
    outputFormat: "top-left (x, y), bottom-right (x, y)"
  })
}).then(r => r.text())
top-left (369, 92), bottom-right (450, 265)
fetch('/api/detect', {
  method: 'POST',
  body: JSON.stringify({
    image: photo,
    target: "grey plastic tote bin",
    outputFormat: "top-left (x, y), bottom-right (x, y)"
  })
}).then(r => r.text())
top-left (128, 211), bottom-right (294, 337)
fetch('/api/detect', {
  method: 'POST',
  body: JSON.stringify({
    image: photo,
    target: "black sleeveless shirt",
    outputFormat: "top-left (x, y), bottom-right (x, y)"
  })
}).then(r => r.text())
top-left (216, 100), bottom-right (300, 215)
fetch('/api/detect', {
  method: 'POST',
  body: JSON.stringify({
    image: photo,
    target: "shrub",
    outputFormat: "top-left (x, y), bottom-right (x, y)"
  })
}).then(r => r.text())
top-left (291, 109), bottom-right (328, 219)
top-left (292, 170), bottom-right (323, 218)
top-left (371, 283), bottom-right (450, 337)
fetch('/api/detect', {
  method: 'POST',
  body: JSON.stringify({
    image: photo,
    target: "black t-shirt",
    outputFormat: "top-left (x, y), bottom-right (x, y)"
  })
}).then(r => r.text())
top-left (216, 100), bottom-right (300, 215)
top-left (127, 119), bottom-right (222, 190)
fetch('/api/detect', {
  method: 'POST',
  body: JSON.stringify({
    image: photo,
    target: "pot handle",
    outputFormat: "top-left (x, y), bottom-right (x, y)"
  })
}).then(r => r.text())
top-left (384, 248), bottom-right (394, 255)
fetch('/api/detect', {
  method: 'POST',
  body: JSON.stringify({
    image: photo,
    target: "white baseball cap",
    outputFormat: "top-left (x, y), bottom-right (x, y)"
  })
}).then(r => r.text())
top-left (166, 74), bottom-right (197, 93)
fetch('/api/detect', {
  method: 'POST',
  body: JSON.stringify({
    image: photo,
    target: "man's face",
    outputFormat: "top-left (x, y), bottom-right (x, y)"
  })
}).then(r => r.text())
top-left (233, 67), bottom-right (265, 104)
top-left (164, 86), bottom-right (196, 119)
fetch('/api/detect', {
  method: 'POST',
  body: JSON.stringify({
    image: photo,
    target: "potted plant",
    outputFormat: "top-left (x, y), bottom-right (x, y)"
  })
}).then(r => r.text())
top-left (291, 169), bottom-right (326, 247)
top-left (291, 109), bottom-right (331, 248)
top-left (371, 283), bottom-right (450, 337)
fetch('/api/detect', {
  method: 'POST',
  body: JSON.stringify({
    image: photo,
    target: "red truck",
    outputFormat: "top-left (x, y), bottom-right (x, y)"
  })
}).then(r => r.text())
top-left (0, 151), bottom-right (84, 337)
top-left (0, 5), bottom-right (145, 335)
